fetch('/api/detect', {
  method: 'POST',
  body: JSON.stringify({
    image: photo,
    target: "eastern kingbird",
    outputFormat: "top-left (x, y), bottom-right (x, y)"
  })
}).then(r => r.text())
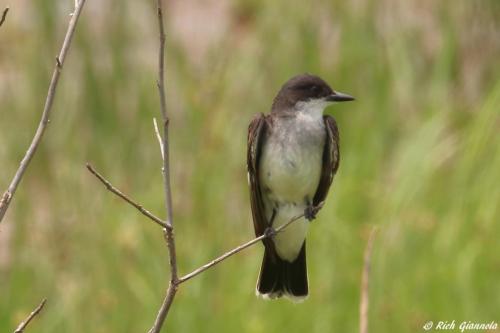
top-left (247, 73), bottom-right (354, 300)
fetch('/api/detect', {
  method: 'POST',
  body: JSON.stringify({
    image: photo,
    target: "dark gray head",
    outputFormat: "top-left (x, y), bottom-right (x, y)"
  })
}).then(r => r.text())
top-left (271, 73), bottom-right (354, 113)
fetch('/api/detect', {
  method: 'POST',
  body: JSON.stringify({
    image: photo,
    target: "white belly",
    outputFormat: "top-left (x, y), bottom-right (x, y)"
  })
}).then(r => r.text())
top-left (272, 205), bottom-right (308, 261)
top-left (258, 113), bottom-right (326, 261)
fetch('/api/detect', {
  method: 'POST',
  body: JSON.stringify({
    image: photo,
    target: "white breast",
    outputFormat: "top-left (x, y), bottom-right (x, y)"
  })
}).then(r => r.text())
top-left (259, 109), bottom-right (326, 204)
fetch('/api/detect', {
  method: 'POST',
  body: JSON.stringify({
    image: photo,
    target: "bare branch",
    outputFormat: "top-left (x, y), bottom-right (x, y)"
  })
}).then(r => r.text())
top-left (85, 163), bottom-right (168, 229)
top-left (147, 1), bottom-right (179, 332)
top-left (154, 0), bottom-right (172, 229)
top-left (0, 0), bottom-right (87, 223)
top-left (148, 228), bottom-right (177, 333)
top-left (147, 209), bottom-right (309, 333)
top-left (87, 1), bottom-right (322, 331)
top-left (359, 227), bottom-right (378, 333)
top-left (178, 209), bottom-right (310, 284)
top-left (87, 155), bottom-right (313, 284)
top-left (0, 7), bottom-right (9, 27)
top-left (14, 299), bottom-right (47, 333)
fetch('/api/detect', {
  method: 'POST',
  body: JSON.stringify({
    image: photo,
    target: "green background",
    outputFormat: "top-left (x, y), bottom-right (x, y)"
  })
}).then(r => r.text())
top-left (1, 0), bottom-right (499, 332)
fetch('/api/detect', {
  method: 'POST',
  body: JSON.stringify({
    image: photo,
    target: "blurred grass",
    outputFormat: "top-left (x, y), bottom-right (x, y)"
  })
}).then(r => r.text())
top-left (1, 0), bottom-right (499, 332)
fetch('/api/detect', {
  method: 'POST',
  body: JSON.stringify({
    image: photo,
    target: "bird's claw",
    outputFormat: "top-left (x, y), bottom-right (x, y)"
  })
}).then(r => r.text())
top-left (304, 204), bottom-right (321, 221)
top-left (264, 227), bottom-right (276, 238)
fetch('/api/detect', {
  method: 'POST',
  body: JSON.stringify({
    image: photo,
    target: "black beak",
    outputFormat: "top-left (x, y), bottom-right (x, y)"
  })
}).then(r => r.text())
top-left (326, 91), bottom-right (355, 102)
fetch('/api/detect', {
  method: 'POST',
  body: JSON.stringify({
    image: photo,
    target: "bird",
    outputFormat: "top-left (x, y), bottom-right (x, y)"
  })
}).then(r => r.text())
top-left (247, 73), bottom-right (354, 301)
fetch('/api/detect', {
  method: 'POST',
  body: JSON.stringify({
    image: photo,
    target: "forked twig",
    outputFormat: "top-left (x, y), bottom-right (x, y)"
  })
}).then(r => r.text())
top-left (86, 163), bottom-right (168, 229)
top-left (86, 161), bottom-right (313, 331)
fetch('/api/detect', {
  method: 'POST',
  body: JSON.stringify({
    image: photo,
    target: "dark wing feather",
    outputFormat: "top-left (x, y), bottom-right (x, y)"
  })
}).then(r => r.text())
top-left (247, 114), bottom-right (269, 238)
top-left (313, 115), bottom-right (340, 207)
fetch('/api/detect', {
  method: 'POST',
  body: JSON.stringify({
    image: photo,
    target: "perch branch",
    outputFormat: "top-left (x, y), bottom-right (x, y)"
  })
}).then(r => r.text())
top-left (85, 163), bottom-right (169, 229)
top-left (177, 209), bottom-right (312, 284)
top-left (0, 6), bottom-right (9, 27)
top-left (359, 227), bottom-right (378, 333)
top-left (13, 299), bottom-right (47, 333)
top-left (0, 0), bottom-right (87, 223)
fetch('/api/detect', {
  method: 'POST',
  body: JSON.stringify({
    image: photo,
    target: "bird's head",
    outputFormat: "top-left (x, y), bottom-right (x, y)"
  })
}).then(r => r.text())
top-left (271, 73), bottom-right (354, 115)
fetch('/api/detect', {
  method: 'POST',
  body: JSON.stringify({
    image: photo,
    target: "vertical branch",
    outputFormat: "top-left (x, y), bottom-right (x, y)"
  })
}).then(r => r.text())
top-left (156, 2), bottom-right (173, 229)
top-left (0, 0), bottom-right (87, 223)
top-left (148, 1), bottom-right (179, 332)
top-left (359, 227), bottom-right (378, 333)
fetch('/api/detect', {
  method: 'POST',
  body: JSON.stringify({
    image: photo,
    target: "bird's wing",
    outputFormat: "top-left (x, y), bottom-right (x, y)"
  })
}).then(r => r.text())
top-left (247, 113), bottom-right (270, 239)
top-left (313, 115), bottom-right (340, 207)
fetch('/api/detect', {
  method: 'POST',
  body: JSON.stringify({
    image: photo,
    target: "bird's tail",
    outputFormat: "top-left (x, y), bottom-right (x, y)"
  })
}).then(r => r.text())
top-left (256, 242), bottom-right (308, 301)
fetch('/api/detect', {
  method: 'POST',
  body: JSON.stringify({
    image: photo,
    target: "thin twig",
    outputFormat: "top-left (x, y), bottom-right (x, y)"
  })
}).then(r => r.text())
top-left (178, 211), bottom-right (309, 284)
top-left (0, 0), bottom-right (87, 223)
top-left (14, 299), bottom-right (47, 333)
top-left (148, 1), bottom-right (179, 332)
top-left (0, 7), bottom-right (9, 27)
top-left (359, 227), bottom-right (378, 333)
top-left (85, 163), bottom-right (169, 229)
top-left (153, 118), bottom-right (164, 160)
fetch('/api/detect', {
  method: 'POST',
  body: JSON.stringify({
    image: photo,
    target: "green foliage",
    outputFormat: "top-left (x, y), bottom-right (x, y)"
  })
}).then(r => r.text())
top-left (0, 1), bottom-right (499, 332)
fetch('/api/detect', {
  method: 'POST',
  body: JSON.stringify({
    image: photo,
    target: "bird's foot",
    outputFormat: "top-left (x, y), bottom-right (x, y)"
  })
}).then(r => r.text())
top-left (264, 227), bottom-right (276, 238)
top-left (304, 204), bottom-right (321, 221)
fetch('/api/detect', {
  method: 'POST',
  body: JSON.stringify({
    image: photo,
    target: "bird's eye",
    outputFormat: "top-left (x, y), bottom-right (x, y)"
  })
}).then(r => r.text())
top-left (310, 85), bottom-right (320, 93)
